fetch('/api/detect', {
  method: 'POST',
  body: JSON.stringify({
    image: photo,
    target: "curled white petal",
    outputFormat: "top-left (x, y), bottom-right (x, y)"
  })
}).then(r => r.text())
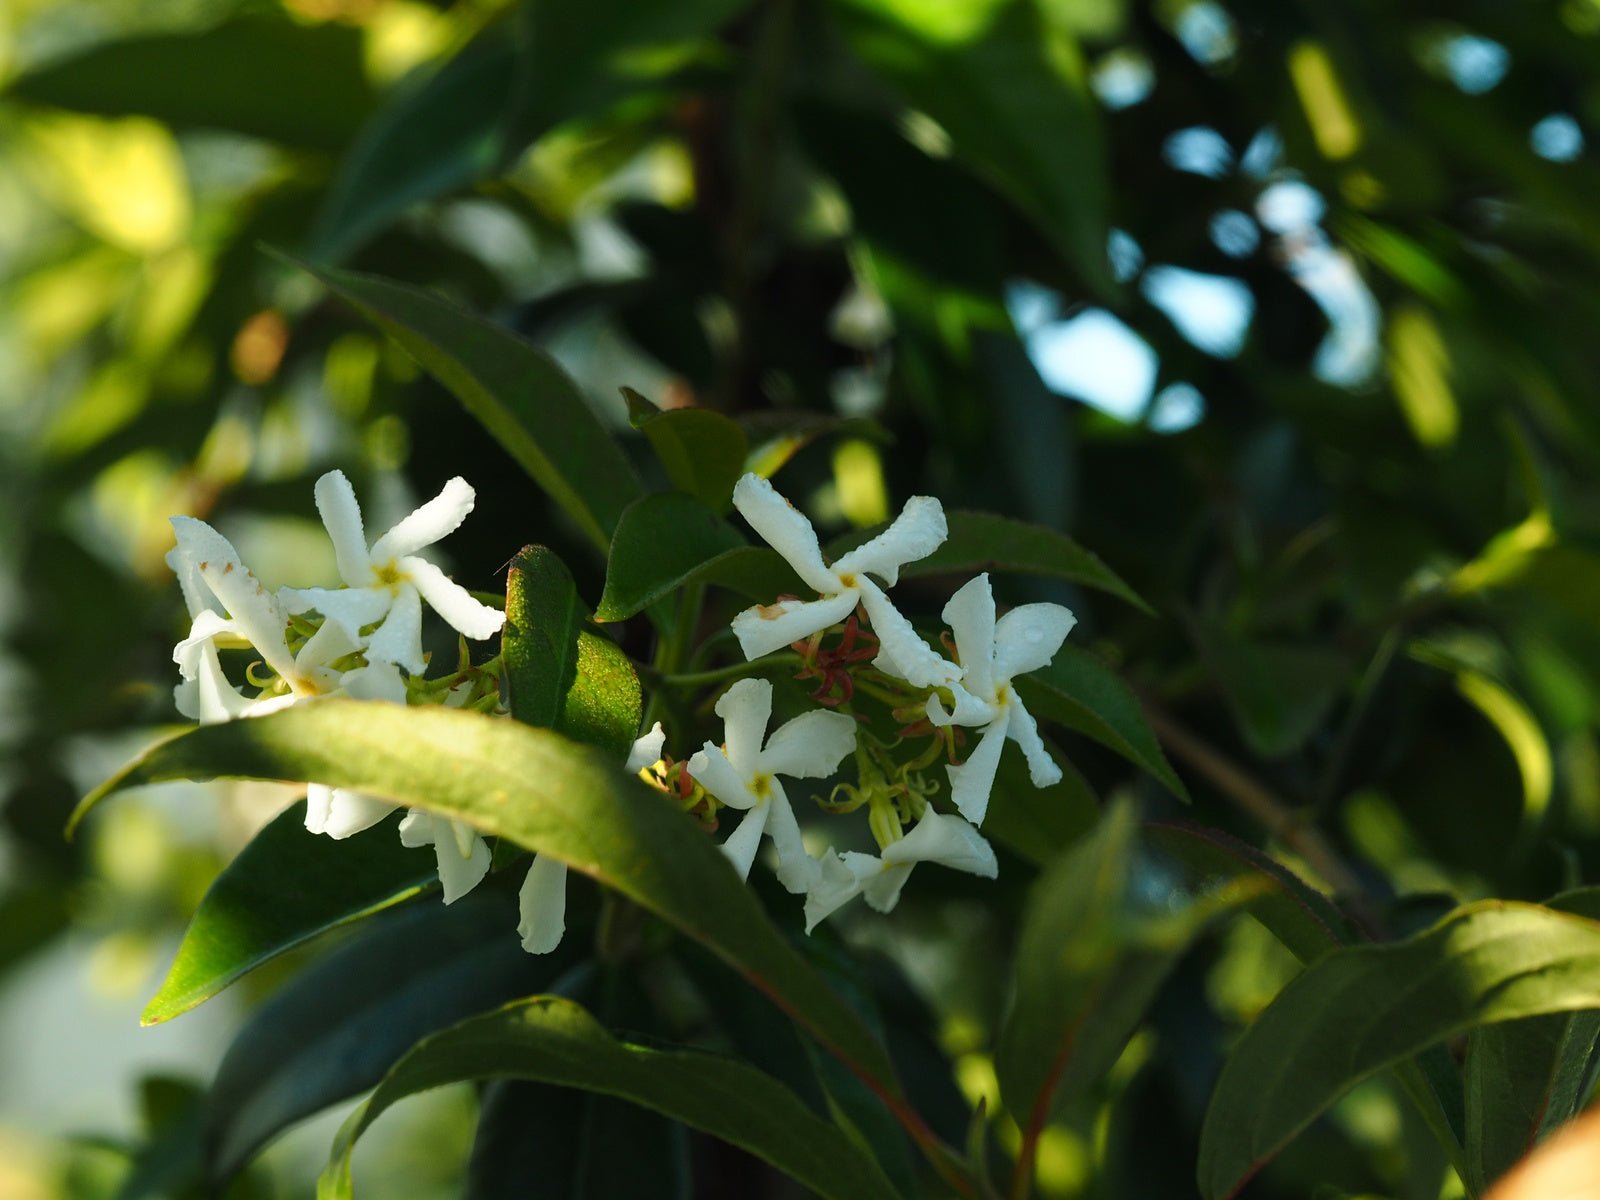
top-left (1006, 697), bottom-right (1061, 788)
top-left (398, 808), bottom-right (434, 848)
top-left (318, 790), bottom-right (399, 839)
top-left (730, 590), bottom-right (858, 662)
top-left (946, 708), bottom-right (1011, 825)
top-left (313, 470), bottom-right (373, 586)
top-left (993, 602), bottom-right (1077, 682)
top-left (719, 803), bottom-right (771, 881)
top-left (883, 809), bottom-right (998, 879)
top-left (804, 851), bottom-right (875, 932)
top-left (365, 584), bottom-right (425, 674)
top-left (435, 825), bottom-right (491, 904)
top-left (688, 744), bottom-right (759, 811)
top-left (340, 660), bottom-right (407, 704)
top-left (194, 642), bottom-right (257, 724)
top-left (517, 855), bottom-right (568, 955)
top-left (716, 677), bottom-right (774, 775)
top-left (166, 544), bottom-right (219, 620)
top-left (731, 473), bottom-right (838, 595)
top-left (861, 860), bottom-right (916, 913)
top-left (941, 575), bottom-right (997, 699)
top-left (280, 586), bottom-right (390, 642)
top-left (171, 517), bottom-right (300, 686)
top-left (762, 783), bottom-right (819, 894)
top-left (370, 476), bottom-right (476, 563)
top-left (758, 709), bottom-right (857, 780)
top-left (833, 494), bottom-right (947, 587)
top-left (625, 722), bottom-right (667, 772)
top-left (402, 556), bottom-right (505, 641)
top-left (174, 609), bottom-right (239, 681)
top-left (856, 579), bottom-right (956, 690)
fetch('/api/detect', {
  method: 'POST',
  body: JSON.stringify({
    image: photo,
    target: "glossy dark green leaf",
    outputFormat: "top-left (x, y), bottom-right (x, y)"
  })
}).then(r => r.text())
top-left (827, 0), bottom-right (1109, 292)
top-left (626, 393), bottom-right (750, 514)
top-left (319, 995), bottom-right (904, 1200)
top-left (74, 701), bottom-right (899, 1089)
top-left (115, 1076), bottom-right (204, 1200)
top-left (1463, 887), bottom-right (1600, 1193)
top-left (1194, 623), bottom-right (1347, 757)
top-left (829, 510), bottom-right (1148, 612)
top-left (504, 545), bottom-right (641, 760)
top-left (997, 802), bottom-right (1258, 1140)
top-left (309, 33), bottom-right (519, 262)
top-left (206, 889), bottom-right (564, 1183)
top-left (505, 0), bottom-right (754, 149)
top-left (596, 492), bottom-right (768, 622)
top-left (5, 16), bottom-right (375, 151)
top-left (1197, 902), bottom-right (1600, 1200)
top-left (142, 805), bottom-right (435, 1026)
top-left (282, 257), bottom-right (641, 552)
top-left (1017, 646), bottom-right (1188, 800)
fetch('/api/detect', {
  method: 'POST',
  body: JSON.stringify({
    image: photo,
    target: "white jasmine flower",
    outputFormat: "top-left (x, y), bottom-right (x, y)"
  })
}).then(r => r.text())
top-left (282, 470), bottom-right (505, 675)
top-left (803, 809), bottom-right (998, 931)
top-left (398, 809), bottom-right (491, 904)
top-left (517, 721), bottom-right (670, 955)
top-left (729, 473), bottom-right (957, 688)
top-left (687, 677), bottom-right (856, 892)
top-left (926, 574), bottom-right (1076, 825)
top-left (167, 517), bottom-right (357, 722)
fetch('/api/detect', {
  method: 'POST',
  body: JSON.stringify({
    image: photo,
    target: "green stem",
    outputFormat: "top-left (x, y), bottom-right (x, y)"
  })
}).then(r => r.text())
top-left (649, 653), bottom-right (803, 689)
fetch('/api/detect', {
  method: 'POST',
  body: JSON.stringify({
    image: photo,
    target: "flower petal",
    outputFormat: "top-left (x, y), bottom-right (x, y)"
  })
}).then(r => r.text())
top-left (833, 494), bottom-right (947, 586)
top-left (305, 784), bottom-right (335, 834)
top-left (861, 860), bottom-right (916, 913)
top-left (313, 470), bottom-right (373, 586)
top-left (195, 645), bottom-right (257, 724)
top-left (719, 802), bottom-right (771, 881)
top-left (731, 591), bottom-right (859, 661)
top-left (434, 823), bottom-right (491, 904)
top-left (731, 473), bottom-right (839, 595)
top-left (1005, 696), bottom-right (1062, 788)
top-left (402, 556), bottom-right (505, 640)
top-left (625, 721), bottom-right (666, 772)
top-left (763, 784), bottom-right (820, 894)
top-left (280, 585), bottom-right (391, 642)
top-left (340, 660), bottom-right (408, 704)
top-left (945, 709), bottom-right (1011, 825)
top-left (883, 809), bottom-right (998, 879)
top-left (174, 609), bottom-right (239, 680)
top-left (803, 851), bottom-right (873, 932)
top-left (171, 517), bottom-right (299, 684)
top-left (760, 709), bottom-right (857, 779)
top-left (993, 602), bottom-right (1077, 682)
top-left (398, 808), bottom-right (435, 848)
top-left (941, 574), bottom-right (997, 699)
top-left (166, 544), bottom-right (219, 619)
top-left (295, 613), bottom-right (362, 680)
top-left (370, 476), bottom-right (476, 562)
top-left (365, 584), bottom-right (425, 674)
top-left (716, 677), bottom-right (773, 775)
top-left (517, 855), bottom-right (568, 955)
top-left (856, 579), bottom-right (958, 690)
top-left (320, 789), bottom-right (401, 839)
top-left (687, 744), bottom-right (759, 811)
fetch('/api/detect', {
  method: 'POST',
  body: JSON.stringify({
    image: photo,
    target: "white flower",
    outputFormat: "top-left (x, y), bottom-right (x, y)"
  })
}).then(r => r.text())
top-left (687, 677), bottom-right (856, 892)
top-left (282, 470), bottom-right (505, 675)
top-left (803, 810), bottom-right (998, 931)
top-left (168, 517), bottom-right (356, 722)
top-left (398, 809), bottom-right (491, 904)
top-left (926, 574), bottom-right (1075, 825)
top-left (729, 473), bottom-right (957, 688)
top-left (516, 721), bottom-right (669, 955)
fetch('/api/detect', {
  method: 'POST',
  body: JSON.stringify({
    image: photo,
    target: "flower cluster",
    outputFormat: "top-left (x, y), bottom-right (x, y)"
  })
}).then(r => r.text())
top-left (678, 472), bottom-right (1077, 931)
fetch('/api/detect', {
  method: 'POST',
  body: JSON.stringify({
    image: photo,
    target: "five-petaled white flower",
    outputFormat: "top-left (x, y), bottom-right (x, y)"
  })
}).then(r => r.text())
top-left (926, 574), bottom-right (1075, 825)
top-left (398, 809), bottom-right (491, 904)
top-left (803, 810), bottom-right (997, 932)
top-left (516, 722), bottom-right (668, 955)
top-left (283, 470), bottom-right (505, 675)
top-left (688, 678), bottom-right (856, 893)
top-left (729, 473), bottom-right (957, 688)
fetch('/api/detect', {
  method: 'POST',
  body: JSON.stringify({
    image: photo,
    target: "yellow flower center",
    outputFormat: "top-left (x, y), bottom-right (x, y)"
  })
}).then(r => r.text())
top-left (751, 773), bottom-right (773, 800)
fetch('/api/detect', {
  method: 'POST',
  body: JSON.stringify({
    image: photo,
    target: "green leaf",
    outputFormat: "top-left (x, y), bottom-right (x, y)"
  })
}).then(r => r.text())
top-left (829, 510), bottom-right (1149, 612)
top-left (1463, 888), bottom-right (1600, 1193)
top-left (504, 545), bottom-right (641, 760)
top-left (5, 16), bottom-right (376, 151)
top-left (281, 257), bottom-right (642, 553)
top-left (1193, 623), bottom-right (1347, 757)
top-left (1017, 646), bottom-right (1188, 800)
top-left (206, 889), bottom-right (567, 1183)
top-left (505, 0), bottom-right (754, 150)
top-left (596, 492), bottom-right (788, 622)
top-left (997, 802), bottom-right (1260, 1138)
top-left (626, 391), bottom-right (750, 514)
top-left (74, 701), bottom-right (900, 1090)
top-left (1196, 901), bottom-right (1600, 1200)
top-left (309, 33), bottom-right (519, 262)
top-left (828, 0), bottom-right (1110, 293)
top-left (142, 805), bottom-right (435, 1026)
top-left (321, 994), bottom-right (903, 1200)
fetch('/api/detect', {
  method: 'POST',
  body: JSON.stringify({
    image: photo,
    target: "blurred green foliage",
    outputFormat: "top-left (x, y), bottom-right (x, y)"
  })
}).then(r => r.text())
top-left (8, 0), bottom-right (1600, 1196)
